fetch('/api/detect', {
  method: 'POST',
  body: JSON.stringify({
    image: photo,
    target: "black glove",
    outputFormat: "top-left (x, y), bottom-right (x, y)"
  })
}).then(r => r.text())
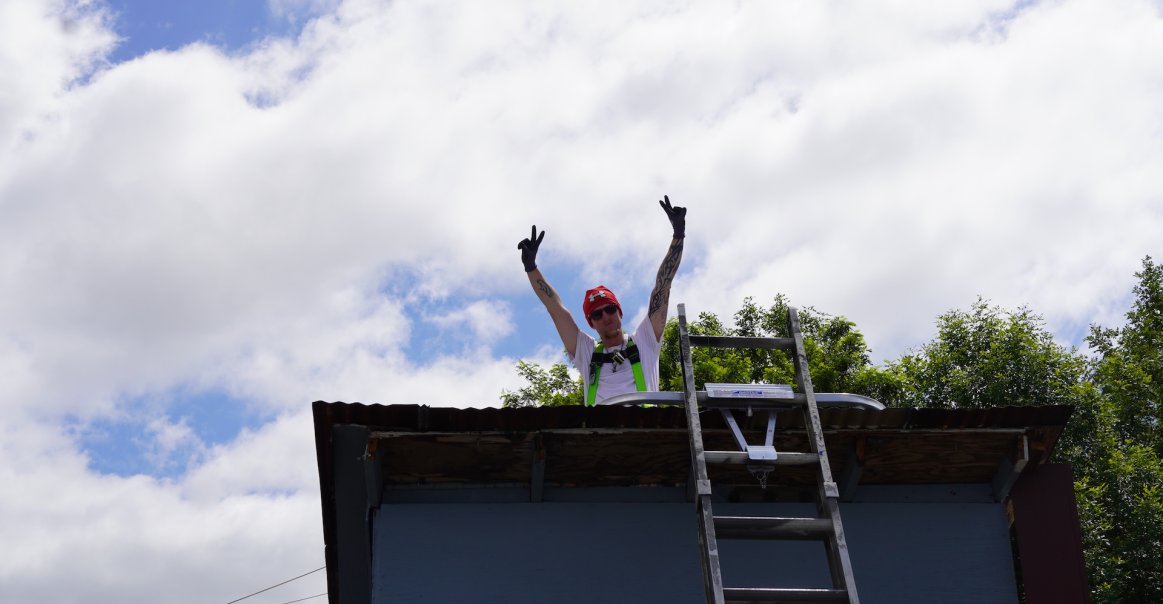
top-left (660, 195), bottom-right (686, 239)
top-left (518, 225), bottom-right (545, 272)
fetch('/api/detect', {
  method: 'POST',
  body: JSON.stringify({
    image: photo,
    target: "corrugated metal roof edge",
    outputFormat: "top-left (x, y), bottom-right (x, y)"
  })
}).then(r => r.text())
top-left (312, 400), bottom-right (1074, 433)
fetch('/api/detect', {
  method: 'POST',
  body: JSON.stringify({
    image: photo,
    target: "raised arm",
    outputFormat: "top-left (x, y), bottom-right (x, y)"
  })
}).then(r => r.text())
top-left (648, 195), bottom-right (686, 341)
top-left (519, 225), bottom-right (580, 354)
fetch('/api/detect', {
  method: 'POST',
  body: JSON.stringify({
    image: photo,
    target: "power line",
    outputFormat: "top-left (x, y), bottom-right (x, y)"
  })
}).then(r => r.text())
top-left (272, 595), bottom-right (327, 604)
top-left (226, 566), bottom-right (326, 604)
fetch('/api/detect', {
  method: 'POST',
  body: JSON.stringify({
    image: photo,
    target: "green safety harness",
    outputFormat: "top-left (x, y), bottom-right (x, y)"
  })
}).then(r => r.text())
top-left (586, 336), bottom-right (646, 406)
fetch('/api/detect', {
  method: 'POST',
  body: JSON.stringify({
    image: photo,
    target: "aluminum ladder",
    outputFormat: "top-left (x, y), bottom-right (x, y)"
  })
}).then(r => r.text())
top-left (677, 303), bottom-right (860, 604)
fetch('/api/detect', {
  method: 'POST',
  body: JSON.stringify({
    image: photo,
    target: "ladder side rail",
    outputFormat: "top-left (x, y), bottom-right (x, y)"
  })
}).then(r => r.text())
top-left (818, 496), bottom-right (859, 603)
top-left (787, 308), bottom-right (839, 493)
top-left (788, 307), bottom-right (860, 604)
top-left (679, 304), bottom-right (725, 604)
top-left (679, 304), bottom-right (715, 500)
top-left (696, 497), bottom-right (723, 604)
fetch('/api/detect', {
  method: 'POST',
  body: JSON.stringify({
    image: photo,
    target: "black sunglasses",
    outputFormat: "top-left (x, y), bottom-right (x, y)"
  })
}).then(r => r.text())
top-left (588, 305), bottom-right (619, 321)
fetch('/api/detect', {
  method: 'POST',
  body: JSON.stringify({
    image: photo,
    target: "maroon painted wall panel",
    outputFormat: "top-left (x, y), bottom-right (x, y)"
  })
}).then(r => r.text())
top-left (1011, 463), bottom-right (1089, 604)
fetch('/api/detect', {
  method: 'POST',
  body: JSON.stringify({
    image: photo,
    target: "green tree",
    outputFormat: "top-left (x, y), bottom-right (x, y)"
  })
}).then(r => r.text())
top-left (500, 360), bottom-right (581, 408)
top-left (658, 309), bottom-right (753, 391)
top-left (1070, 421), bottom-right (1163, 603)
top-left (878, 298), bottom-right (1090, 410)
top-left (1073, 256), bottom-right (1163, 603)
top-left (658, 295), bottom-right (892, 396)
top-left (1088, 256), bottom-right (1163, 451)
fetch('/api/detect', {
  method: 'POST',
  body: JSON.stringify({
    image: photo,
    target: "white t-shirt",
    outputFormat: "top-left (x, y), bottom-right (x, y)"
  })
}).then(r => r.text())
top-left (572, 316), bottom-right (661, 404)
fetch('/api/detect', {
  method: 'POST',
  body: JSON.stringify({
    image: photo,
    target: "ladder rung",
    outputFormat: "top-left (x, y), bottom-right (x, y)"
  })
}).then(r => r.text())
top-left (714, 516), bottom-right (833, 540)
top-left (689, 335), bottom-right (795, 351)
top-left (724, 587), bottom-right (849, 604)
top-left (704, 451), bottom-right (820, 466)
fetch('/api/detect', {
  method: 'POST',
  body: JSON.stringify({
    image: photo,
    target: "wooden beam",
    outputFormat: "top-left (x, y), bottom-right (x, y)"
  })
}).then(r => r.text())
top-left (332, 425), bottom-right (372, 604)
top-left (530, 434), bottom-right (545, 503)
top-left (992, 435), bottom-right (1029, 502)
top-left (839, 437), bottom-right (865, 502)
top-left (367, 427), bottom-right (1029, 439)
top-left (364, 438), bottom-right (383, 508)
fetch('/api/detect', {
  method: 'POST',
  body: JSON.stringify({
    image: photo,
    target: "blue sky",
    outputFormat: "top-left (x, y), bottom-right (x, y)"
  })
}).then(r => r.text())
top-left (3, 0), bottom-right (1162, 602)
top-left (106, 0), bottom-right (298, 62)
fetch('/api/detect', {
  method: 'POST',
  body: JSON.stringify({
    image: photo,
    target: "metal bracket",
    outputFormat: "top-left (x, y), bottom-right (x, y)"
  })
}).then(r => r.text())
top-left (747, 445), bottom-right (778, 460)
top-left (721, 408), bottom-right (782, 488)
top-left (748, 466), bottom-right (773, 489)
top-left (721, 409), bottom-right (779, 458)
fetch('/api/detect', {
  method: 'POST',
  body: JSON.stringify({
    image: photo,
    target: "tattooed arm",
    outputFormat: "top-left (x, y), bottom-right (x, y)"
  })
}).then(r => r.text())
top-left (648, 196), bottom-right (687, 341)
top-left (648, 237), bottom-right (684, 341)
top-left (519, 226), bottom-right (580, 354)
top-left (527, 267), bottom-right (580, 354)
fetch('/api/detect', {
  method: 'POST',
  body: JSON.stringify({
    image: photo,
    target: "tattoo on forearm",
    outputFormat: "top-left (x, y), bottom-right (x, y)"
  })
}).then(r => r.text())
top-left (649, 239), bottom-right (684, 316)
top-left (536, 279), bottom-right (555, 300)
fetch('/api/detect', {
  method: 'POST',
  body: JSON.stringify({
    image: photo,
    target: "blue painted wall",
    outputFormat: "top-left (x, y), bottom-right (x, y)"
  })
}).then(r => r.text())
top-left (370, 487), bottom-right (1017, 603)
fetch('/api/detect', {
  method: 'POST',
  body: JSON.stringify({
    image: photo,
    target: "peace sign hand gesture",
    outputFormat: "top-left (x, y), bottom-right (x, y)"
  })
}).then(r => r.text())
top-left (518, 225), bottom-right (545, 272)
top-left (659, 195), bottom-right (686, 239)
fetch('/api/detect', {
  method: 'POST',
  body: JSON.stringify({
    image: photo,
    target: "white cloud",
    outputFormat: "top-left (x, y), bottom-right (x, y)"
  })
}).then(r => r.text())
top-left (672, 0), bottom-right (1163, 359)
top-left (0, 0), bottom-right (115, 165)
top-left (2, 0), bottom-right (1163, 600)
top-left (425, 300), bottom-right (514, 342)
top-left (143, 416), bottom-right (205, 469)
top-left (268, 0), bottom-right (340, 23)
top-left (180, 408), bottom-right (319, 501)
top-left (0, 407), bottom-right (326, 604)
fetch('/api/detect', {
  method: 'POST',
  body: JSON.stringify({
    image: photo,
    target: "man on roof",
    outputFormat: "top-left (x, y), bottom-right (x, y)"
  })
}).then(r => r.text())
top-left (518, 195), bottom-right (686, 406)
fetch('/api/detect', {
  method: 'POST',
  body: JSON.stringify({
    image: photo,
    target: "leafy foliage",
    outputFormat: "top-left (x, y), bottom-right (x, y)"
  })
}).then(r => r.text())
top-left (1088, 256), bottom-right (1163, 450)
top-left (658, 296), bottom-right (892, 396)
top-left (1071, 256), bottom-right (1163, 603)
top-left (499, 360), bottom-right (581, 408)
top-left (878, 298), bottom-right (1090, 410)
